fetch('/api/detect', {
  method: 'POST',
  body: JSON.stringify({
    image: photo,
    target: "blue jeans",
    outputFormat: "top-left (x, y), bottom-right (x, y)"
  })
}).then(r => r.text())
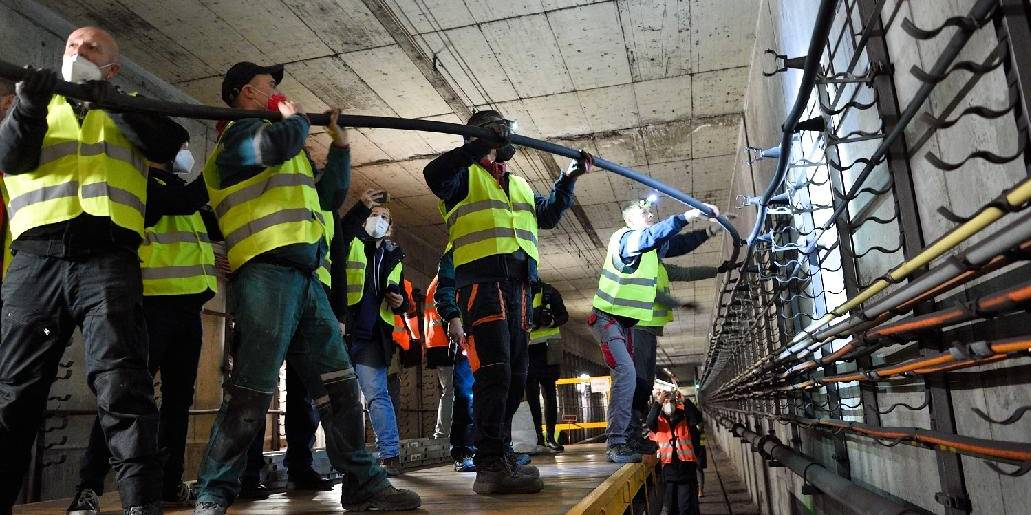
top-left (195, 263), bottom-right (386, 505)
top-left (354, 362), bottom-right (400, 459)
top-left (449, 353), bottom-right (475, 459)
top-left (588, 309), bottom-right (635, 446)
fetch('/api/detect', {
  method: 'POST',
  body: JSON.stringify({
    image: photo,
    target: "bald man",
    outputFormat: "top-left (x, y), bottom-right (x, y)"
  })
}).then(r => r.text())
top-left (0, 26), bottom-right (188, 515)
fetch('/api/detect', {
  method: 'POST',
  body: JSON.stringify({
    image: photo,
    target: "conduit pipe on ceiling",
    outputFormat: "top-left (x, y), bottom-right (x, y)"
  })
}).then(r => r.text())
top-left (719, 202), bottom-right (1031, 394)
top-left (712, 415), bottom-right (920, 515)
top-left (0, 59), bottom-right (743, 264)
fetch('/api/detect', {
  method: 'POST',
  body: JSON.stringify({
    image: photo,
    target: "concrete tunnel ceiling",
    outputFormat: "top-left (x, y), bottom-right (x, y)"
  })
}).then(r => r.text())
top-left (41, 0), bottom-right (759, 369)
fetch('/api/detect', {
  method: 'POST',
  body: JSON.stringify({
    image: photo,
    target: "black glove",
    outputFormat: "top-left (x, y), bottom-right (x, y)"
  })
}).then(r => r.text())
top-left (16, 66), bottom-right (58, 112)
top-left (717, 260), bottom-right (740, 274)
top-left (565, 150), bottom-right (594, 179)
top-left (82, 80), bottom-right (120, 107)
top-left (482, 119), bottom-right (511, 149)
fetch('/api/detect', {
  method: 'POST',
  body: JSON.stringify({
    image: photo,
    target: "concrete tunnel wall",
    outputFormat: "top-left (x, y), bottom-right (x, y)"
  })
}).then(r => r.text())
top-left (711, 1), bottom-right (1031, 514)
top-left (0, 0), bottom-right (612, 503)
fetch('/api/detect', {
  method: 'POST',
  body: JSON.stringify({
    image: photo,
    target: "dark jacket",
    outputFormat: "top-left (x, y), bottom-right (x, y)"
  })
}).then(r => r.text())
top-left (531, 281), bottom-right (569, 331)
top-left (423, 139), bottom-right (578, 288)
top-left (338, 201), bottom-right (409, 365)
top-left (0, 92), bottom-right (189, 257)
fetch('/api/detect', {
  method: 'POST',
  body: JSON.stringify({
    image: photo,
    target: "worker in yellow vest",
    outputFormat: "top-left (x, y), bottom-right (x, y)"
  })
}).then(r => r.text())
top-left (647, 389), bottom-right (703, 515)
top-left (423, 109), bottom-right (592, 495)
top-left (193, 62), bottom-right (418, 515)
top-left (589, 197), bottom-right (719, 464)
top-left (0, 27), bottom-right (189, 515)
top-left (74, 143), bottom-right (215, 511)
top-left (628, 217), bottom-right (724, 457)
top-left (527, 282), bottom-right (568, 453)
top-left (338, 190), bottom-right (408, 476)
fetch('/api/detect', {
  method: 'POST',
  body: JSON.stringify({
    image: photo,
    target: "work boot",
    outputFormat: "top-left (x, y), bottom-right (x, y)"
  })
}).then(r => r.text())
top-left (288, 467), bottom-right (334, 491)
top-left (545, 439), bottom-right (565, 453)
top-left (607, 443), bottom-right (642, 464)
top-left (454, 456), bottom-right (477, 472)
top-left (381, 456), bottom-right (405, 477)
top-left (162, 481), bottom-right (194, 507)
top-left (122, 502), bottom-right (161, 515)
top-left (473, 456), bottom-right (544, 495)
top-left (192, 501), bottom-right (226, 515)
top-left (238, 477), bottom-right (272, 500)
top-left (504, 450), bottom-right (540, 478)
top-left (340, 484), bottom-right (421, 511)
top-left (67, 488), bottom-right (100, 515)
top-left (628, 436), bottom-right (658, 454)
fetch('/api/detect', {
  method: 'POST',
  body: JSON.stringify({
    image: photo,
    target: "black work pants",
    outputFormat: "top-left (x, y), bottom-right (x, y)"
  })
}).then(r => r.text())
top-left (79, 297), bottom-right (203, 498)
top-left (0, 250), bottom-right (160, 509)
top-left (456, 279), bottom-right (531, 464)
top-left (525, 362), bottom-right (560, 444)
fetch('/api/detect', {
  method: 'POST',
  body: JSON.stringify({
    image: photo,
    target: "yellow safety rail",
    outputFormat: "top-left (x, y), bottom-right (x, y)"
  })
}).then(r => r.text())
top-left (552, 376), bottom-right (611, 439)
top-left (567, 457), bottom-right (660, 515)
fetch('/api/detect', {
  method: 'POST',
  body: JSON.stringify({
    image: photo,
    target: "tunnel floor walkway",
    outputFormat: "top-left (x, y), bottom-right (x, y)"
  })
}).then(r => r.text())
top-left (15, 442), bottom-right (760, 514)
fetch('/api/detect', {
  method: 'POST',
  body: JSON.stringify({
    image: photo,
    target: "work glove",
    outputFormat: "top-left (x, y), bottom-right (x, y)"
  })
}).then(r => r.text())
top-left (565, 150), bottom-right (594, 179)
top-left (481, 119), bottom-right (511, 149)
top-left (16, 66), bottom-right (58, 112)
top-left (717, 260), bottom-right (740, 274)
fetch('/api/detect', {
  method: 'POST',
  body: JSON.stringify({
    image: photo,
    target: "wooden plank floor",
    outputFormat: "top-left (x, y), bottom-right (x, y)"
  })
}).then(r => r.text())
top-left (15, 444), bottom-right (623, 514)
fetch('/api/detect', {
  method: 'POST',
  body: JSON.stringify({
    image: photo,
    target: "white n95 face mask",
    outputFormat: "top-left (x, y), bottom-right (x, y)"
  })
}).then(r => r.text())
top-left (61, 54), bottom-right (111, 83)
top-left (662, 402), bottom-right (674, 416)
top-left (365, 217), bottom-right (389, 239)
top-left (172, 149), bottom-right (197, 182)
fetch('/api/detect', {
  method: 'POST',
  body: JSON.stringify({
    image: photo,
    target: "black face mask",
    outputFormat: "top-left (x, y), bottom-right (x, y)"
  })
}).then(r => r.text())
top-left (496, 144), bottom-right (516, 162)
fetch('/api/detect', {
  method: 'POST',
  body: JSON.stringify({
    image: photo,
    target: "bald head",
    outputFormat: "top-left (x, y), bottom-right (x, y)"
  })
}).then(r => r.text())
top-left (65, 26), bottom-right (121, 80)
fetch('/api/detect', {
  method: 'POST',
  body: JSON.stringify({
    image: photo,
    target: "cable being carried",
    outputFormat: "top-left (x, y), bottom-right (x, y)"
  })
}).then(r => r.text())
top-left (0, 59), bottom-right (744, 265)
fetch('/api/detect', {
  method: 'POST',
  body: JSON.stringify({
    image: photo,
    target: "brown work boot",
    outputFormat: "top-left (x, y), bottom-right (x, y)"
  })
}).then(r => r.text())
top-left (473, 456), bottom-right (544, 495)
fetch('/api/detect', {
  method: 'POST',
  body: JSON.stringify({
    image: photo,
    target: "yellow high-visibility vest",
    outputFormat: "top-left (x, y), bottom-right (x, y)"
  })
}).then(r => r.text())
top-left (201, 120), bottom-right (323, 272)
top-left (592, 227), bottom-right (658, 321)
top-left (638, 262), bottom-right (673, 327)
top-left (530, 290), bottom-right (560, 343)
top-left (4, 95), bottom-right (148, 241)
top-left (139, 213), bottom-right (218, 296)
top-left (441, 164), bottom-right (539, 267)
top-left (344, 236), bottom-right (404, 324)
top-left (315, 210), bottom-right (335, 286)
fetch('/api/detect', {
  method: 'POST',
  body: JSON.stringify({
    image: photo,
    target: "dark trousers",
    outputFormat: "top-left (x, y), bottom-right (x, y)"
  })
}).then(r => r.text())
top-left (456, 279), bottom-right (530, 463)
top-left (525, 363), bottom-right (559, 444)
top-left (243, 362), bottom-right (320, 481)
top-left (0, 250), bottom-right (161, 509)
top-left (449, 352), bottom-right (475, 460)
top-left (663, 478), bottom-right (700, 515)
top-left (629, 328), bottom-right (658, 438)
top-left (79, 299), bottom-right (203, 498)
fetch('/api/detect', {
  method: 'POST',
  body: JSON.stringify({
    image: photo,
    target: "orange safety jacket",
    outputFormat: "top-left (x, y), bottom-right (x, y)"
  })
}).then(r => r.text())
top-left (392, 279), bottom-right (420, 350)
top-left (649, 404), bottom-right (697, 464)
top-left (423, 275), bottom-right (449, 350)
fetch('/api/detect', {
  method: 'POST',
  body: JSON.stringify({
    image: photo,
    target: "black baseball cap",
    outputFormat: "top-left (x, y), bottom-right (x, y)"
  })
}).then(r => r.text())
top-left (221, 61), bottom-right (284, 106)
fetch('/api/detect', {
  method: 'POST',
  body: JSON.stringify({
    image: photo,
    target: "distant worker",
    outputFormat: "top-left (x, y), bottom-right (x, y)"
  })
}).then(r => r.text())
top-left (423, 109), bottom-right (592, 494)
top-left (589, 198), bottom-right (720, 463)
top-left (191, 61), bottom-right (419, 514)
top-left (339, 189), bottom-right (409, 476)
top-left (647, 389), bottom-right (702, 515)
top-left (0, 26), bottom-right (189, 515)
top-left (70, 144), bottom-right (214, 515)
top-left (425, 249), bottom-right (477, 472)
top-left (527, 281), bottom-right (568, 453)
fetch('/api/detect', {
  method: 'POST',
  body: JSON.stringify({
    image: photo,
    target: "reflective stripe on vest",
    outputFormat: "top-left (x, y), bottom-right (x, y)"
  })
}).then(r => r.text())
top-left (639, 262), bottom-right (673, 327)
top-left (650, 414), bottom-right (697, 464)
top-left (201, 120), bottom-right (323, 272)
top-left (315, 210), bottom-right (335, 287)
top-left (139, 213), bottom-right (218, 296)
top-left (442, 164), bottom-right (539, 267)
top-left (379, 261), bottom-right (403, 325)
top-left (591, 227), bottom-right (659, 321)
top-left (530, 290), bottom-right (560, 343)
top-left (3, 95), bottom-right (147, 240)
